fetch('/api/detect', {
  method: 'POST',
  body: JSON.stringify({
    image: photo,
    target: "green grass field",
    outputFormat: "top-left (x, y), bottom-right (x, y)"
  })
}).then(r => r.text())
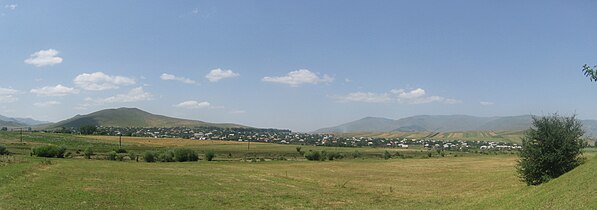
top-left (1, 131), bottom-right (596, 209)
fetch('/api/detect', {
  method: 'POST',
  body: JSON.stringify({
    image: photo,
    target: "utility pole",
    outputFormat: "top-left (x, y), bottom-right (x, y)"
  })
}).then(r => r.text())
top-left (119, 133), bottom-right (122, 149)
top-left (20, 128), bottom-right (23, 143)
top-left (247, 139), bottom-right (250, 151)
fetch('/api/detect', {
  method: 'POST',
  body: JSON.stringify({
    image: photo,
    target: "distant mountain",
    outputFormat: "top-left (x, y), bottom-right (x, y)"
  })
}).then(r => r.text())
top-left (313, 115), bottom-right (597, 137)
top-left (0, 119), bottom-right (28, 128)
top-left (0, 115), bottom-right (50, 126)
top-left (48, 107), bottom-right (247, 129)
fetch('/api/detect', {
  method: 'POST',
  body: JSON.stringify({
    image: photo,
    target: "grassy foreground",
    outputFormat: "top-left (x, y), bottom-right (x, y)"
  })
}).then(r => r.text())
top-left (1, 131), bottom-right (596, 209)
top-left (1, 155), bottom-right (522, 209)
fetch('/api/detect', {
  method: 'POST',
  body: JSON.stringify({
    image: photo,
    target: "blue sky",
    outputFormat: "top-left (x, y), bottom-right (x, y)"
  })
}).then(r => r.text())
top-left (1, 1), bottom-right (596, 132)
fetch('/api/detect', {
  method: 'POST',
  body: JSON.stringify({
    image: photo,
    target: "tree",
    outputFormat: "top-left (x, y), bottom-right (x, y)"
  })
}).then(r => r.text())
top-left (517, 114), bottom-right (586, 185)
top-left (79, 125), bottom-right (97, 135)
top-left (582, 64), bottom-right (597, 82)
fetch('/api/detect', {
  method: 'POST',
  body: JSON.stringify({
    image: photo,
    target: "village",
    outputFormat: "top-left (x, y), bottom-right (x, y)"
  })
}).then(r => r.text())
top-left (82, 126), bottom-right (522, 151)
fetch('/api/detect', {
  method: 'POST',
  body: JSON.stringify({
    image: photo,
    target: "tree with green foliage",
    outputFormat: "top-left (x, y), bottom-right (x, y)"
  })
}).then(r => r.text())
top-left (79, 125), bottom-right (97, 135)
top-left (0, 145), bottom-right (8, 155)
top-left (517, 114), bottom-right (586, 185)
top-left (582, 64), bottom-right (597, 82)
top-left (205, 150), bottom-right (215, 161)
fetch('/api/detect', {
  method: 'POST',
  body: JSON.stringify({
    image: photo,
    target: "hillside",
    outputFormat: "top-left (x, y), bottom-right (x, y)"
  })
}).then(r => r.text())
top-left (314, 115), bottom-right (597, 137)
top-left (476, 154), bottom-right (597, 209)
top-left (49, 107), bottom-right (247, 129)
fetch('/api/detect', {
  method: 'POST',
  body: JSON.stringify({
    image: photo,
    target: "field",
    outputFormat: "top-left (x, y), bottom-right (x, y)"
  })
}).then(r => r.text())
top-left (1, 131), bottom-right (596, 209)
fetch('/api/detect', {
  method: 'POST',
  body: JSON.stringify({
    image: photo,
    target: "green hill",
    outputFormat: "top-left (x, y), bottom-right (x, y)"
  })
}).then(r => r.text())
top-left (48, 107), bottom-right (247, 129)
top-left (477, 154), bottom-right (597, 209)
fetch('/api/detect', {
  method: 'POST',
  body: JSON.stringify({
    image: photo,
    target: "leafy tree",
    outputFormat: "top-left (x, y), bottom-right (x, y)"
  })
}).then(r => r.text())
top-left (517, 114), bottom-right (586, 185)
top-left (582, 64), bottom-right (597, 82)
top-left (0, 145), bottom-right (8, 155)
top-left (205, 150), bottom-right (215, 161)
top-left (79, 125), bottom-right (97, 135)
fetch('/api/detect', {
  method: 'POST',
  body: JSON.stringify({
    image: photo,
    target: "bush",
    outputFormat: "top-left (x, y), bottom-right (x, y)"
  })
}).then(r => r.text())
top-left (173, 148), bottom-right (199, 162)
top-left (84, 147), bottom-right (94, 159)
top-left (106, 151), bottom-right (117, 161)
top-left (351, 150), bottom-right (362, 159)
top-left (117, 154), bottom-right (126, 161)
top-left (32, 145), bottom-right (67, 158)
top-left (115, 148), bottom-right (127, 153)
top-left (159, 150), bottom-right (175, 162)
top-left (517, 114), bottom-right (586, 185)
top-left (383, 150), bottom-right (392, 160)
top-left (0, 145), bottom-right (8, 155)
top-left (304, 150), bottom-right (321, 161)
top-left (144, 151), bottom-right (157, 162)
top-left (205, 150), bottom-right (215, 161)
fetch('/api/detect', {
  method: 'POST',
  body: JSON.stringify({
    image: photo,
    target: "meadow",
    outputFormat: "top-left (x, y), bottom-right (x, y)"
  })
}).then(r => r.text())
top-left (0, 131), bottom-right (595, 209)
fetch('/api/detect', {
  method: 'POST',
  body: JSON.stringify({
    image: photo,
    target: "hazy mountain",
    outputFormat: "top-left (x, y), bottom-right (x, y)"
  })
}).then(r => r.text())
top-left (313, 115), bottom-right (597, 137)
top-left (0, 115), bottom-right (50, 126)
top-left (48, 107), bottom-right (247, 129)
top-left (0, 119), bottom-right (28, 128)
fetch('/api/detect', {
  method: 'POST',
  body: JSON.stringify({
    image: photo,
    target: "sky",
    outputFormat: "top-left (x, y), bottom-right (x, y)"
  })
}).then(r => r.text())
top-left (1, 1), bottom-right (597, 132)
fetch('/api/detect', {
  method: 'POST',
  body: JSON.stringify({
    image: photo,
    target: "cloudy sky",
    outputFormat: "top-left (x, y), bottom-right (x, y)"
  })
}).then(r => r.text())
top-left (1, 1), bottom-right (596, 132)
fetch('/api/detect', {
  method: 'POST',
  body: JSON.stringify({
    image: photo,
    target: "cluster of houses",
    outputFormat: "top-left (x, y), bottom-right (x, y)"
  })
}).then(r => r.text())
top-left (83, 126), bottom-right (522, 151)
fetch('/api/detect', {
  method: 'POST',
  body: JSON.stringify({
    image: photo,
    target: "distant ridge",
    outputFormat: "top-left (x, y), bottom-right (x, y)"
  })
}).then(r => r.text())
top-left (0, 114), bottom-right (50, 126)
top-left (48, 107), bottom-right (247, 129)
top-left (314, 115), bottom-right (597, 137)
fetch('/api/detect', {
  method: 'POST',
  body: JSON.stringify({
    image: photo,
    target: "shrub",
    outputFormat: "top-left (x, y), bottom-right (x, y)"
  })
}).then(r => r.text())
top-left (205, 150), bottom-right (215, 161)
top-left (0, 145), bottom-right (8, 155)
top-left (32, 145), bottom-right (67, 158)
top-left (116, 154), bottom-right (126, 161)
top-left (304, 150), bottom-right (321, 161)
top-left (517, 114), bottom-right (586, 185)
top-left (383, 150), bottom-right (392, 160)
top-left (84, 147), bottom-right (94, 159)
top-left (115, 148), bottom-right (127, 153)
top-left (144, 151), bottom-right (157, 162)
top-left (296, 146), bottom-right (302, 153)
top-left (351, 150), bottom-right (362, 159)
top-left (107, 151), bottom-right (117, 161)
top-left (159, 150), bottom-right (175, 162)
top-left (173, 148), bottom-right (199, 162)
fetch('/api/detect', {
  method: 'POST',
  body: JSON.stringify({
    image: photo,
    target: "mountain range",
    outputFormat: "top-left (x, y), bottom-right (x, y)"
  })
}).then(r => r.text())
top-left (0, 115), bottom-right (50, 127)
top-left (313, 115), bottom-right (597, 137)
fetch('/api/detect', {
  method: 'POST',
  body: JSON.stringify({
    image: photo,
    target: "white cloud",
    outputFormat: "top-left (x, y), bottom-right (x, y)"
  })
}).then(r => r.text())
top-left (336, 88), bottom-right (461, 105)
top-left (229, 110), bottom-right (247, 114)
top-left (335, 92), bottom-right (391, 103)
top-left (34, 101), bottom-right (60, 107)
top-left (0, 95), bottom-right (18, 103)
top-left (0, 87), bottom-right (18, 95)
top-left (74, 72), bottom-right (136, 91)
top-left (0, 87), bottom-right (18, 103)
top-left (30, 84), bottom-right (79, 96)
top-left (160, 73), bottom-right (196, 84)
top-left (262, 69), bottom-right (334, 87)
top-left (480, 101), bottom-right (494, 106)
top-left (97, 87), bottom-right (153, 104)
top-left (24, 49), bottom-right (63, 67)
top-left (205, 69), bottom-right (239, 82)
top-left (4, 4), bottom-right (17, 10)
top-left (174, 100), bottom-right (211, 109)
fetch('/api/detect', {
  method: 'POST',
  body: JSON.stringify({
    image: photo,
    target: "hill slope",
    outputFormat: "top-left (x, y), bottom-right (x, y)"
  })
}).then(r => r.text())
top-left (477, 154), bottom-right (597, 209)
top-left (49, 107), bottom-right (247, 129)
